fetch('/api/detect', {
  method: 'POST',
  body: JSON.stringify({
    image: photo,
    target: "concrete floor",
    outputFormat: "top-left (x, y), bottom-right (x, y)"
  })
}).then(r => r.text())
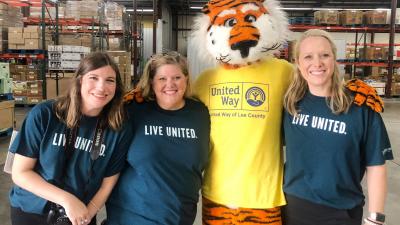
top-left (0, 100), bottom-right (399, 225)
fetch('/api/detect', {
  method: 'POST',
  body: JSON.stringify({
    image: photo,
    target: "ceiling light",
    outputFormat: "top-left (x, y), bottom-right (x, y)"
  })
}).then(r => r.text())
top-left (279, 7), bottom-right (390, 11)
top-left (126, 9), bottom-right (154, 12)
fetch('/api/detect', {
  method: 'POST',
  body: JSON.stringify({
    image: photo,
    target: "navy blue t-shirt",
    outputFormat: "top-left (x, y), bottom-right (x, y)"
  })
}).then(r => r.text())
top-left (9, 101), bottom-right (132, 214)
top-left (106, 99), bottom-right (210, 225)
top-left (283, 91), bottom-right (393, 209)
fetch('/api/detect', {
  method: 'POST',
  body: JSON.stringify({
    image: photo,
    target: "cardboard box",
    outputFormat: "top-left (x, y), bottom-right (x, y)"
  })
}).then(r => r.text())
top-left (8, 27), bottom-right (23, 34)
top-left (46, 77), bottom-right (72, 99)
top-left (27, 96), bottom-right (43, 104)
top-left (24, 39), bottom-right (42, 49)
top-left (0, 2), bottom-right (8, 10)
top-left (8, 32), bottom-right (22, 40)
top-left (358, 47), bottom-right (388, 60)
top-left (364, 10), bottom-right (387, 24)
top-left (13, 89), bottom-right (26, 96)
top-left (391, 83), bottom-right (400, 95)
top-left (314, 10), bottom-right (339, 25)
top-left (24, 26), bottom-right (40, 33)
top-left (0, 100), bottom-right (14, 130)
top-left (368, 82), bottom-right (386, 95)
top-left (340, 10), bottom-right (363, 25)
top-left (30, 32), bottom-right (40, 39)
top-left (23, 33), bottom-right (31, 38)
top-left (8, 44), bottom-right (17, 49)
top-left (26, 73), bottom-right (38, 81)
top-left (12, 81), bottom-right (27, 90)
top-left (13, 96), bottom-right (27, 104)
top-left (27, 80), bottom-right (42, 89)
top-left (11, 74), bottom-right (22, 81)
top-left (13, 65), bottom-right (27, 72)
top-left (9, 37), bottom-right (24, 44)
top-left (26, 88), bottom-right (42, 96)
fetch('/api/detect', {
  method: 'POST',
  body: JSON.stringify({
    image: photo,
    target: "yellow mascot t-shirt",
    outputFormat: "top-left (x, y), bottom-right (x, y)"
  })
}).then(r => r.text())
top-left (194, 58), bottom-right (293, 208)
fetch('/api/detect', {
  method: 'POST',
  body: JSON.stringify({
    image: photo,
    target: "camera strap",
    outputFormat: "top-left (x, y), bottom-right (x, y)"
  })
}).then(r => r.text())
top-left (48, 118), bottom-right (105, 213)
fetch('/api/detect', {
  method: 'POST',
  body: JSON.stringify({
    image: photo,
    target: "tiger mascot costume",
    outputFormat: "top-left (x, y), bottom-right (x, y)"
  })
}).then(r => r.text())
top-left (190, 0), bottom-right (384, 224)
top-left (192, 0), bottom-right (293, 224)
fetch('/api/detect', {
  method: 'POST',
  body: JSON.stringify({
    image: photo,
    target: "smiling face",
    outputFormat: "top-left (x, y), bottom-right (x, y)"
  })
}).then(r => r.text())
top-left (80, 65), bottom-right (116, 116)
top-left (152, 64), bottom-right (188, 110)
top-left (297, 36), bottom-right (335, 97)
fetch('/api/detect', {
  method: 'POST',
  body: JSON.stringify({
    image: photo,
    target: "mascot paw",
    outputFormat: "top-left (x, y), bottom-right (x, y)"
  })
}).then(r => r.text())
top-left (345, 78), bottom-right (384, 113)
top-left (123, 87), bottom-right (144, 103)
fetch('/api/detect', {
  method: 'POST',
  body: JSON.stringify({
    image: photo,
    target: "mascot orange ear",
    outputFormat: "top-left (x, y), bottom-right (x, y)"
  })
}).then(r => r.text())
top-left (123, 86), bottom-right (144, 103)
top-left (345, 78), bottom-right (384, 113)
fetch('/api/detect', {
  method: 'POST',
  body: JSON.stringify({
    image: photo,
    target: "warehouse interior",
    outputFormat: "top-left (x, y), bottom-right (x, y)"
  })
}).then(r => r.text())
top-left (0, 0), bottom-right (399, 225)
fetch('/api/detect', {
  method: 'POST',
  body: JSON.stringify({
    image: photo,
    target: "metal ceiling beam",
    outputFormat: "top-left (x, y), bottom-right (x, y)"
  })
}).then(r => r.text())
top-left (112, 0), bottom-right (394, 12)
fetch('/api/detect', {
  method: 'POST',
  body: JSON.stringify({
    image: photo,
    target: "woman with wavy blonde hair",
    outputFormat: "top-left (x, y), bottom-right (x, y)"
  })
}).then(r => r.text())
top-left (282, 29), bottom-right (393, 225)
top-left (106, 51), bottom-right (210, 225)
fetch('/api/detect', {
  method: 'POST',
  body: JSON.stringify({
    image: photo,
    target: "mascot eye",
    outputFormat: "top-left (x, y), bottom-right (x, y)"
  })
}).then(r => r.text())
top-left (245, 15), bottom-right (257, 23)
top-left (224, 18), bottom-right (237, 27)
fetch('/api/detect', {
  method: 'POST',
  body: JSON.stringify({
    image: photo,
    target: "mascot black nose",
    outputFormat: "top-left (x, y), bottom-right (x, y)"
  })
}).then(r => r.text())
top-left (231, 40), bottom-right (258, 58)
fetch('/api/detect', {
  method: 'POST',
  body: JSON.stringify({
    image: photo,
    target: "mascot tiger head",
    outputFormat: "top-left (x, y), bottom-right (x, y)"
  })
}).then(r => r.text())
top-left (192, 0), bottom-right (289, 68)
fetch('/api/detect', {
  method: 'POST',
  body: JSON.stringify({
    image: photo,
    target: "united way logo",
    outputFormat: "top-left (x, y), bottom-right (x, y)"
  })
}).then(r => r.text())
top-left (245, 87), bottom-right (266, 107)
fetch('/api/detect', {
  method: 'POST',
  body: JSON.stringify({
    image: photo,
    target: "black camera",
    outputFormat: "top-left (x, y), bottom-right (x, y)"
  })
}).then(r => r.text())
top-left (47, 204), bottom-right (72, 225)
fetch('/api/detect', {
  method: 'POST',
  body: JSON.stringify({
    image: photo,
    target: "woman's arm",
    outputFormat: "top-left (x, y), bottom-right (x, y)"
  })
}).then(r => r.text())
top-left (86, 174), bottom-right (120, 220)
top-left (12, 154), bottom-right (89, 225)
top-left (364, 164), bottom-right (387, 225)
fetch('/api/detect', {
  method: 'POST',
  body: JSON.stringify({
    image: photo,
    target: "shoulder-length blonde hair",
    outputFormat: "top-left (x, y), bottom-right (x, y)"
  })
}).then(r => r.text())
top-left (54, 52), bottom-right (125, 130)
top-left (137, 51), bottom-right (192, 100)
top-left (284, 29), bottom-right (352, 116)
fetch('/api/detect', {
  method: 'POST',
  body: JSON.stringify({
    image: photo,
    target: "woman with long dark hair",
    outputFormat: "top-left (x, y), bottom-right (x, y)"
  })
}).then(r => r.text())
top-left (9, 52), bottom-right (132, 225)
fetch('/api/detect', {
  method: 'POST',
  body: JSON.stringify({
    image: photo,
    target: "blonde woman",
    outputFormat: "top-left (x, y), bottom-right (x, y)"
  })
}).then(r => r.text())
top-left (106, 52), bottom-right (210, 225)
top-left (282, 29), bottom-right (393, 225)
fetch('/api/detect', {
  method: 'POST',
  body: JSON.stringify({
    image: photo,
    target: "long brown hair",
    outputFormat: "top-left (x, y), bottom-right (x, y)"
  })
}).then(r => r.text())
top-left (54, 52), bottom-right (125, 130)
top-left (137, 51), bottom-right (192, 100)
top-left (284, 29), bottom-right (352, 116)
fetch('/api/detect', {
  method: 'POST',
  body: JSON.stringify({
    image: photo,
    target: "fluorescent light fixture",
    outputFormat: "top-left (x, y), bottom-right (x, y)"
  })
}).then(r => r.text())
top-left (279, 7), bottom-right (391, 11)
top-left (126, 9), bottom-right (154, 12)
top-left (279, 7), bottom-right (313, 11)
top-left (190, 6), bottom-right (203, 9)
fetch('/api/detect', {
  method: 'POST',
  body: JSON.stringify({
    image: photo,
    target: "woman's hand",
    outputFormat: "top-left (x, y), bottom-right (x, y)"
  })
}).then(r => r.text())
top-left (62, 193), bottom-right (90, 225)
top-left (11, 154), bottom-right (91, 225)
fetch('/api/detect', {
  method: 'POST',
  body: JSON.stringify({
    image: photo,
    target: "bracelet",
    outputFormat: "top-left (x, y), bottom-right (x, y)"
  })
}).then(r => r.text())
top-left (364, 218), bottom-right (384, 225)
top-left (89, 201), bottom-right (101, 212)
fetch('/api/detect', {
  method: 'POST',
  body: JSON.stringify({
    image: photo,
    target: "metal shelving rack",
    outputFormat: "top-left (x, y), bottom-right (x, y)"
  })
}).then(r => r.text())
top-left (289, 20), bottom-right (399, 97)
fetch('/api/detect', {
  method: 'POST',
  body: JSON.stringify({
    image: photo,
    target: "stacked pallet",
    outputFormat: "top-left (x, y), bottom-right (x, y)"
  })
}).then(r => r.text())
top-left (8, 26), bottom-right (53, 50)
top-left (11, 64), bottom-right (43, 105)
top-left (107, 51), bottom-right (132, 90)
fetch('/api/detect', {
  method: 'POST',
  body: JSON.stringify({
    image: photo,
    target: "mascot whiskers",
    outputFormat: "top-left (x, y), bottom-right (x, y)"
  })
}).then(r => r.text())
top-left (192, 0), bottom-right (292, 224)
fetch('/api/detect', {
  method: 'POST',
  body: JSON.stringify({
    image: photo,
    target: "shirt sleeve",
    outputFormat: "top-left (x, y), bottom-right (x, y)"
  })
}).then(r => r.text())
top-left (9, 104), bottom-right (48, 158)
top-left (104, 124), bottom-right (133, 177)
top-left (363, 109), bottom-right (393, 166)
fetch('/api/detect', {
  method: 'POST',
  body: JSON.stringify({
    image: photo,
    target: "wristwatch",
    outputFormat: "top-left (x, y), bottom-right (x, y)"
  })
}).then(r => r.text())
top-left (369, 212), bottom-right (385, 223)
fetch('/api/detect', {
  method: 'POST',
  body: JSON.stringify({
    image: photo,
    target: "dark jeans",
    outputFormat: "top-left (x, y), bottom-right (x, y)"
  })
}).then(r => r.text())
top-left (282, 194), bottom-right (363, 225)
top-left (11, 206), bottom-right (97, 225)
